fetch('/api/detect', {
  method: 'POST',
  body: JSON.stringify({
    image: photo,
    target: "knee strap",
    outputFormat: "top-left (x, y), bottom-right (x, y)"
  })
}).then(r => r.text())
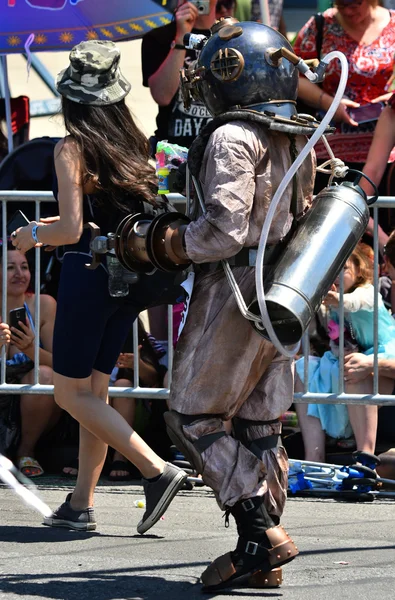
top-left (194, 431), bottom-right (227, 453)
top-left (249, 435), bottom-right (280, 458)
top-left (233, 417), bottom-right (280, 459)
top-left (164, 410), bottom-right (226, 475)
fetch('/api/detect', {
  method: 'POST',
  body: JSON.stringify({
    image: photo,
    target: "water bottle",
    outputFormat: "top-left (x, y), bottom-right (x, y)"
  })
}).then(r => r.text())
top-left (106, 253), bottom-right (129, 297)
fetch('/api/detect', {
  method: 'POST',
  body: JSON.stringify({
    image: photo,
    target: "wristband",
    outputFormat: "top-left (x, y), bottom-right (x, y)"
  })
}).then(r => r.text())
top-left (31, 224), bottom-right (41, 244)
top-left (170, 40), bottom-right (185, 50)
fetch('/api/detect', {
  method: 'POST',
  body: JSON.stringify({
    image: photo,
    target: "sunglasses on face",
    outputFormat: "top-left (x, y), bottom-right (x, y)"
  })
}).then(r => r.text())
top-left (333, 0), bottom-right (364, 8)
top-left (216, 0), bottom-right (235, 9)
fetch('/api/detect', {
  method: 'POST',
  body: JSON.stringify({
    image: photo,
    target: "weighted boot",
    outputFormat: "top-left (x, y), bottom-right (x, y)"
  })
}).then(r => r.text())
top-left (201, 496), bottom-right (298, 591)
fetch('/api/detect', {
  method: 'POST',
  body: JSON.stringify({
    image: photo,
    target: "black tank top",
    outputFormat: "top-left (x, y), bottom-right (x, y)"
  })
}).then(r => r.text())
top-left (52, 174), bottom-right (145, 231)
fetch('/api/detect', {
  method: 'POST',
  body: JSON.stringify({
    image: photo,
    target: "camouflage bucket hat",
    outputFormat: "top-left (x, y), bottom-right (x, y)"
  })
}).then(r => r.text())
top-left (56, 40), bottom-right (131, 105)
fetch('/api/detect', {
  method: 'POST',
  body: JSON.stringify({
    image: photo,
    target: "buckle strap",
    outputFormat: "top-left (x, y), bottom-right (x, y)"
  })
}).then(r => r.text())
top-left (236, 536), bottom-right (269, 557)
top-left (222, 508), bottom-right (231, 528)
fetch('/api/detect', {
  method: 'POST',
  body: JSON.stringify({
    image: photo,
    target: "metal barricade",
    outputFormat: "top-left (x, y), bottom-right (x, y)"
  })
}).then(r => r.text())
top-left (1, 191), bottom-right (395, 408)
top-left (294, 198), bottom-right (395, 407)
top-left (0, 191), bottom-right (185, 400)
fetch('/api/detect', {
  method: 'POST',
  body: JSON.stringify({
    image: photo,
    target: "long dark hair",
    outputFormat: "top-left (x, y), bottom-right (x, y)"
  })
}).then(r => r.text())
top-left (61, 97), bottom-right (158, 209)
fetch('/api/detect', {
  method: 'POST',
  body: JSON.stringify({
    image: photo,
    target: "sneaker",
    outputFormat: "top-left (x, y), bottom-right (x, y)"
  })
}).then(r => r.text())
top-left (137, 463), bottom-right (188, 534)
top-left (43, 493), bottom-right (97, 531)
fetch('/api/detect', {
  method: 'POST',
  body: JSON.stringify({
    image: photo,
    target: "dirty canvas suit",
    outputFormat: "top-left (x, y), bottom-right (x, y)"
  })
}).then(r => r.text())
top-left (169, 119), bottom-right (316, 514)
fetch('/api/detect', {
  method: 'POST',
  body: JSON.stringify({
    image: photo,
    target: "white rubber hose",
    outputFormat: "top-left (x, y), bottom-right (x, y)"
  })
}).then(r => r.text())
top-left (255, 51), bottom-right (349, 357)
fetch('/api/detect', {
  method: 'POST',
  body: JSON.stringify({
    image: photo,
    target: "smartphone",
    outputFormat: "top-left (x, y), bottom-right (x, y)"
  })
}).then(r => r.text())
top-left (9, 307), bottom-right (27, 333)
top-left (348, 102), bottom-right (384, 124)
top-left (191, 0), bottom-right (210, 15)
top-left (6, 210), bottom-right (30, 236)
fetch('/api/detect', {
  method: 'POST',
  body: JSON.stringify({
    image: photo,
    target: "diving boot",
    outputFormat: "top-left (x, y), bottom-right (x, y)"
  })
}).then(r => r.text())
top-left (201, 496), bottom-right (298, 591)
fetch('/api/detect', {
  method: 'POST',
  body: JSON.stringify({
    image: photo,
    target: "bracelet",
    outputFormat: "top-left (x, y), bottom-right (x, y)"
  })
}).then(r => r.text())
top-left (31, 224), bottom-right (40, 244)
top-left (170, 40), bottom-right (185, 50)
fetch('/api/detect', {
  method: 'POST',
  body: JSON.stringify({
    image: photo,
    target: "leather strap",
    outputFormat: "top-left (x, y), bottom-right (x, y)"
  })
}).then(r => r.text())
top-left (227, 245), bottom-right (277, 267)
top-left (249, 435), bottom-right (280, 455)
top-left (194, 431), bottom-right (227, 453)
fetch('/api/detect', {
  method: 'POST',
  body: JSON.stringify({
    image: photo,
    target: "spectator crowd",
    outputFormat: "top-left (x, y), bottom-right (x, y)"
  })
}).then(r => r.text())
top-left (2, 0), bottom-right (395, 482)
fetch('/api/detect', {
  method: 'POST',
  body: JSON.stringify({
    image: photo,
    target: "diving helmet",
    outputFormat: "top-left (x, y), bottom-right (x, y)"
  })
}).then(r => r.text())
top-left (181, 19), bottom-right (299, 119)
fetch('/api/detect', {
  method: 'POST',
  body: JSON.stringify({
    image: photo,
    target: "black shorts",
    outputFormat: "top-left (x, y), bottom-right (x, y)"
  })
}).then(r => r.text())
top-left (53, 252), bottom-right (179, 379)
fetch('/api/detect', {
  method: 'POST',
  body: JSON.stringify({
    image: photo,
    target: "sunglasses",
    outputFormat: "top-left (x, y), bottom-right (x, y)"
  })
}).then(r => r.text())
top-left (333, 0), bottom-right (364, 7)
top-left (216, 0), bottom-right (235, 9)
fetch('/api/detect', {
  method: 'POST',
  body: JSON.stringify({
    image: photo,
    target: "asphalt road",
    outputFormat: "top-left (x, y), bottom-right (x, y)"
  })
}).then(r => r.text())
top-left (0, 477), bottom-right (395, 600)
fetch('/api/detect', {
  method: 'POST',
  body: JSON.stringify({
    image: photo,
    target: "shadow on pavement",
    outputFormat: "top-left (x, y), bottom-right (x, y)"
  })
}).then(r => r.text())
top-left (0, 525), bottom-right (165, 543)
top-left (0, 566), bottom-right (284, 600)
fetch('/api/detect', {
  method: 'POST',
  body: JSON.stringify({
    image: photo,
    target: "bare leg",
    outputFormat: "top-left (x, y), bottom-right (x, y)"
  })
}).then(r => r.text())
top-left (109, 378), bottom-right (136, 478)
top-left (54, 370), bottom-right (166, 509)
top-left (70, 370), bottom-right (110, 509)
top-left (346, 376), bottom-right (394, 453)
top-left (17, 366), bottom-right (61, 460)
top-left (294, 376), bottom-right (326, 462)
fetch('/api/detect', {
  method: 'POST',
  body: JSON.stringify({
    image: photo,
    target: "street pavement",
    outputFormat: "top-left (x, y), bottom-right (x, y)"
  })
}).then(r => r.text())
top-left (0, 477), bottom-right (395, 600)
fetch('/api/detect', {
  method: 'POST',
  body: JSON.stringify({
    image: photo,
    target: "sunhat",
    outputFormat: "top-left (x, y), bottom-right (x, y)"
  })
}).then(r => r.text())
top-left (56, 40), bottom-right (131, 105)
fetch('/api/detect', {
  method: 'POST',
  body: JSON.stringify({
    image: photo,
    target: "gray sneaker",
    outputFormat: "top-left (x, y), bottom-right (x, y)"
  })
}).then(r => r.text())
top-left (137, 463), bottom-right (188, 534)
top-left (43, 493), bottom-right (96, 531)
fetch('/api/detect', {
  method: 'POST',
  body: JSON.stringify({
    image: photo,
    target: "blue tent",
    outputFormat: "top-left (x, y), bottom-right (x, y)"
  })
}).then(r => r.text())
top-left (1, 0), bottom-right (172, 54)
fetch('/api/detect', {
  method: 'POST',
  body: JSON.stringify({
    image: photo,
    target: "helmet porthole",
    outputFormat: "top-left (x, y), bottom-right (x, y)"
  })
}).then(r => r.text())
top-left (210, 48), bottom-right (244, 83)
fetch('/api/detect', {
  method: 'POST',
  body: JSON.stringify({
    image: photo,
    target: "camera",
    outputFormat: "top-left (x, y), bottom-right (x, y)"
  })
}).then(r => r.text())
top-left (191, 0), bottom-right (210, 15)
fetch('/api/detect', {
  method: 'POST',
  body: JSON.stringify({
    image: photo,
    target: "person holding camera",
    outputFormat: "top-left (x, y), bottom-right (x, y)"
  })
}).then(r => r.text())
top-left (141, 0), bottom-right (218, 153)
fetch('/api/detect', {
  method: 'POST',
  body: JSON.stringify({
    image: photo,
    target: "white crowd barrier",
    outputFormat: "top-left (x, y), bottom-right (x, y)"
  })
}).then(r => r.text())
top-left (1, 191), bottom-right (395, 407)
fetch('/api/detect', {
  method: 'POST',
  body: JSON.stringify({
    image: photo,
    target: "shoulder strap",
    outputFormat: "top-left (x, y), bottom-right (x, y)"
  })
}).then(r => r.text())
top-left (314, 12), bottom-right (325, 60)
top-left (23, 301), bottom-right (35, 333)
top-left (287, 134), bottom-right (299, 223)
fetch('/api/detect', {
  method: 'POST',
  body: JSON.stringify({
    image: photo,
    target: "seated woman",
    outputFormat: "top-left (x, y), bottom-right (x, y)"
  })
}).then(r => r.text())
top-left (0, 242), bottom-right (59, 476)
top-left (295, 246), bottom-right (395, 462)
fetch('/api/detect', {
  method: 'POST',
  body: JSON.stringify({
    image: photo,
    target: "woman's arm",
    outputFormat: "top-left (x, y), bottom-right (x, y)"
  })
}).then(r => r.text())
top-left (116, 351), bottom-right (161, 387)
top-left (297, 77), bottom-right (360, 126)
top-left (14, 295), bottom-right (56, 367)
top-left (147, 3), bottom-right (198, 106)
top-left (11, 137), bottom-right (84, 252)
top-left (342, 285), bottom-right (374, 312)
top-left (361, 105), bottom-right (395, 196)
top-left (35, 138), bottom-right (84, 246)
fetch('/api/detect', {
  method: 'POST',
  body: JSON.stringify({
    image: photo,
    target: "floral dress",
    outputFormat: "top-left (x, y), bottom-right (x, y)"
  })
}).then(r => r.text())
top-left (293, 8), bottom-right (395, 163)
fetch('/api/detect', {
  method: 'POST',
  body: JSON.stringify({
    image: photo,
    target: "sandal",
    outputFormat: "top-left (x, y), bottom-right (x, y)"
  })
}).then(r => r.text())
top-left (62, 458), bottom-right (79, 477)
top-left (17, 456), bottom-right (44, 478)
top-left (108, 460), bottom-right (134, 481)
